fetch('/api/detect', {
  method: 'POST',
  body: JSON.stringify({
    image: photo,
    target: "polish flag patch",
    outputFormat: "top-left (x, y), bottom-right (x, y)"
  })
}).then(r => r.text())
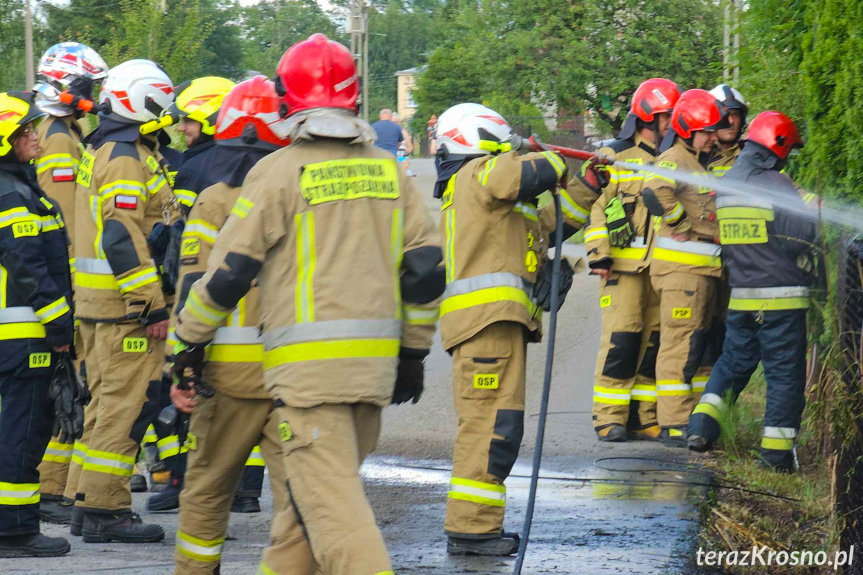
top-left (114, 195), bottom-right (138, 210)
top-left (52, 168), bottom-right (75, 182)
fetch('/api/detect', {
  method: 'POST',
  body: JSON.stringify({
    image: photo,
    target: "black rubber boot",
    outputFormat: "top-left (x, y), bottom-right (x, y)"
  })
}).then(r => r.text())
top-left (687, 434), bottom-right (713, 453)
top-left (82, 510), bottom-right (165, 543)
top-left (447, 532), bottom-right (520, 556)
top-left (40, 496), bottom-right (73, 525)
top-left (130, 473), bottom-right (148, 493)
top-left (596, 424), bottom-right (627, 443)
top-left (147, 477), bottom-right (182, 512)
top-left (231, 496), bottom-right (261, 514)
top-left (0, 532), bottom-right (71, 558)
top-left (659, 427), bottom-right (688, 449)
top-left (70, 506), bottom-right (84, 536)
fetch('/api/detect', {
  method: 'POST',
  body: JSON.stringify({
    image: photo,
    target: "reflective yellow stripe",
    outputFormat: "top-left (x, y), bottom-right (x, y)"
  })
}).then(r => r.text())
top-left (98, 179), bottom-right (147, 201)
top-left (232, 197), bottom-right (254, 218)
top-left (651, 247), bottom-right (722, 268)
top-left (263, 339), bottom-right (400, 369)
top-left (391, 209), bottom-right (404, 318)
top-left (157, 436), bottom-right (181, 459)
top-left (0, 322), bottom-right (46, 340)
top-left (257, 562), bottom-right (279, 575)
top-left (440, 286), bottom-right (536, 316)
top-left (478, 156), bottom-right (499, 186)
top-left (187, 290), bottom-right (230, 327)
top-left (716, 206), bottom-right (775, 221)
top-left (71, 441), bottom-right (87, 466)
top-left (513, 202), bottom-right (538, 221)
top-left (174, 189), bottom-right (197, 207)
top-left (82, 448), bottom-right (136, 476)
top-left (176, 530), bottom-right (224, 562)
top-left (295, 212), bottom-right (316, 323)
top-left (146, 173), bottom-right (167, 195)
top-left (692, 402), bottom-right (722, 422)
top-left (610, 246), bottom-right (648, 260)
top-left (560, 190), bottom-right (589, 224)
top-left (728, 297), bottom-right (809, 311)
top-left (761, 437), bottom-right (795, 451)
top-left (664, 202), bottom-right (684, 224)
top-left (42, 441), bottom-right (74, 464)
top-left (656, 380), bottom-right (691, 396)
top-left (75, 271), bottom-right (120, 290)
top-left (593, 385), bottom-right (631, 405)
top-left (245, 446), bottom-right (265, 467)
top-left (445, 209), bottom-right (456, 284)
top-left (542, 151), bottom-right (566, 177)
top-left (117, 267), bottom-right (159, 293)
top-left (185, 220), bottom-right (219, 244)
top-left (36, 153), bottom-right (78, 174)
top-left (35, 296), bottom-right (70, 324)
top-left (0, 482), bottom-right (40, 505)
top-left (631, 383), bottom-right (657, 402)
top-left (206, 344), bottom-right (264, 363)
top-left (143, 425), bottom-right (158, 445)
top-left (0, 207), bottom-right (36, 229)
top-left (448, 477), bottom-right (506, 507)
top-left (584, 227), bottom-right (609, 242)
top-left (404, 305), bottom-right (440, 325)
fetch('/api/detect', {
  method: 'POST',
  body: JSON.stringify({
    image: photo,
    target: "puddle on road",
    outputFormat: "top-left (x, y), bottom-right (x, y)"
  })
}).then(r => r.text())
top-left (364, 456), bottom-right (708, 574)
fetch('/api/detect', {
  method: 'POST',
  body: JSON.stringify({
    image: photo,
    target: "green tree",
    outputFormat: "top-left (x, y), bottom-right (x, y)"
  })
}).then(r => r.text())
top-left (0, 0), bottom-right (29, 92)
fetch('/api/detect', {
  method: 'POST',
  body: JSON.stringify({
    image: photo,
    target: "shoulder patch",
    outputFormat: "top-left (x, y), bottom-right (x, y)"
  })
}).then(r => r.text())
top-left (109, 142), bottom-right (140, 162)
top-left (606, 139), bottom-right (636, 154)
top-left (657, 160), bottom-right (677, 170)
top-left (46, 118), bottom-right (72, 139)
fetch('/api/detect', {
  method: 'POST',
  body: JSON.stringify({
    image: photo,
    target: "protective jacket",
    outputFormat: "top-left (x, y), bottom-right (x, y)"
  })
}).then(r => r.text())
top-left (708, 144), bottom-right (740, 178)
top-left (172, 140), bottom-right (217, 214)
top-left (35, 116), bottom-right (84, 233)
top-left (0, 163), bottom-right (73, 367)
top-left (439, 149), bottom-right (566, 350)
top-left (175, 131), bottom-right (443, 408)
top-left (171, 181), bottom-right (266, 399)
top-left (584, 133), bottom-right (656, 273)
top-left (558, 159), bottom-right (606, 233)
top-left (644, 139), bottom-right (722, 278)
top-left (717, 142), bottom-right (818, 310)
top-left (74, 119), bottom-right (180, 323)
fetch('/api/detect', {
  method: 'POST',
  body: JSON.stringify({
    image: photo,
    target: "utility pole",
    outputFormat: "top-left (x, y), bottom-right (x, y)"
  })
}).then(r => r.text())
top-left (349, 0), bottom-right (368, 121)
top-left (24, 0), bottom-right (35, 87)
top-left (723, 0), bottom-right (740, 83)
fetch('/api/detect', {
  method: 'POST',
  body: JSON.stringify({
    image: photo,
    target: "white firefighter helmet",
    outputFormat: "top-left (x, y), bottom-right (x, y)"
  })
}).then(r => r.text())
top-left (34, 42), bottom-right (108, 117)
top-left (436, 103), bottom-right (513, 156)
top-left (709, 84), bottom-right (748, 125)
top-left (99, 59), bottom-right (174, 124)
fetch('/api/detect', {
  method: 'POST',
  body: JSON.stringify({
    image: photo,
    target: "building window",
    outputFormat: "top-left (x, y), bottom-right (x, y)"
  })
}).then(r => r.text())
top-left (407, 89), bottom-right (416, 108)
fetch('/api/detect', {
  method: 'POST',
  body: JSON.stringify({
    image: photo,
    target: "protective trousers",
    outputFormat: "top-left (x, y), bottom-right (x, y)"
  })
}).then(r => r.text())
top-left (256, 402), bottom-right (389, 575)
top-left (153, 375), bottom-right (188, 476)
top-left (175, 394), bottom-right (286, 575)
top-left (650, 272), bottom-right (718, 428)
top-left (445, 321), bottom-right (526, 539)
top-left (67, 321), bottom-right (163, 511)
top-left (688, 309), bottom-right (807, 471)
top-left (38, 335), bottom-right (87, 499)
top-left (592, 271), bottom-right (660, 432)
top-left (65, 323), bottom-right (98, 502)
top-left (691, 277), bottom-right (730, 397)
top-left (0, 367), bottom-right (54, 535)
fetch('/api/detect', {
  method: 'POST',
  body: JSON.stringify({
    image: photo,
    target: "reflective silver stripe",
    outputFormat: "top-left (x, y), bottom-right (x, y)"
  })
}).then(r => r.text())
top-left (177, 532), bottom-right (223, 558)
top-left (76, 258), bottom-right (114, 274)
top-left (729, 286), bottom-right (810, 300)
top-left (212, 326), bottom-right (262, 345)
top-left (716, 195), bottom-right (773, 210)
top-left (0, 208), bottom-right (33, 227)
top-left (444, 272), bottom-right (532, 298)
top-left (655, 237), bottom-right (721, 256)
top-left (763, 426), bottom-right (797, 439)
top-left (263, 319), bottom-right (401, 351)
top-left (698, 392), bottom-right (726, 409)
top-left (627, 237), bottom-right (648, 249)
top-left (83, 454), bottom-right (134, 472)
top-left (513, 202), bottom-right (538, 220)
top-left (0, 307), bottom-right (39, 324)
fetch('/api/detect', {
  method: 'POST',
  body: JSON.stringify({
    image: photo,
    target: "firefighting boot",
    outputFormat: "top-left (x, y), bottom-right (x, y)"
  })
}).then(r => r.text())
top-left (39, 495), bottom-right (73, 525)
top-left (130, 465), bottom-right (148, 493)
top-left (149, 470), bottom-right (171, 493)
top-left (81, 510), bottom-right (165, 543)
top-left (70, 506), bottom-right (84, 536)
top-left (447, 532), bottom-right (520, 556)
top-left (687, 434), bottom-right (713, 453)
top-left (659, 427), bottom-right (688, 449)
top-left (147, 477), bottom-right (182, 512)
top-left (628, 424), bottom-right (661, 442)
top-left (595, 424), bottom-right (627, 443)
top-left (231, 496), bottom-right (261, 513)
top-left (0, 533), bottom-right (71, 558)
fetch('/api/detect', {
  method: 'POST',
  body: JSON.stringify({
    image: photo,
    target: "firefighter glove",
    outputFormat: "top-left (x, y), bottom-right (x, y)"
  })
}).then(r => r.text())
top-left (48, 353), bottom-right (89, 443)
top-left (532, 257), bottom-right (575, 312)
top-left (577, 158), bottom-right (610, 194)
top-left (170, 341), bottom-right (206, 391)
top-left (392, 348), bottom-right (427, 405)
top-left (605, 197), bottom-right (635, 247)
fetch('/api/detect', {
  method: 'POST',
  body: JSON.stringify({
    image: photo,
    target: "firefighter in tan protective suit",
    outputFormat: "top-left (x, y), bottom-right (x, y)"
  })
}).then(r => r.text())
top-left (66, 59), bottom-right (180, 542)
top-left (172, 34), bottom-right (444, 575)
top-left (433, 103), bottom-right (570, 556)
top-left (583, 78), bottom-right (681, 443)
top-left (30, 41), bottom-right (109, 525)
top-left (168, 76), bottom-right (291, 575)
top-left (641, 89), bottom-right (731, 447)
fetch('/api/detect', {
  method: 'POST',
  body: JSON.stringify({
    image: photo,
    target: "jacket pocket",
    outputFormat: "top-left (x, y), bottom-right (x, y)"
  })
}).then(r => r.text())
top-left (456, 325), bottom-right (514, 400)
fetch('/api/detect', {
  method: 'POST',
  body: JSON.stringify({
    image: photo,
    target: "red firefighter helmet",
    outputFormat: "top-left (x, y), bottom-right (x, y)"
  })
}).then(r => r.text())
top-left (215, 76), bottom-right (288, 149)
top-left (670, 89), bottom-right (730, 139)
top-left (274, 34), bottom-right (358, 117)
top-left (743, 111), bottom-right (803, 160)
top-left (619, 78), bottom-right (681, 140)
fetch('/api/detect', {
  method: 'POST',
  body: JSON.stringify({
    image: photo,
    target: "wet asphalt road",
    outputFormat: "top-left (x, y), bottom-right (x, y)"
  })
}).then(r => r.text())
top-left (2, 159), bottom-right (705, 574)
